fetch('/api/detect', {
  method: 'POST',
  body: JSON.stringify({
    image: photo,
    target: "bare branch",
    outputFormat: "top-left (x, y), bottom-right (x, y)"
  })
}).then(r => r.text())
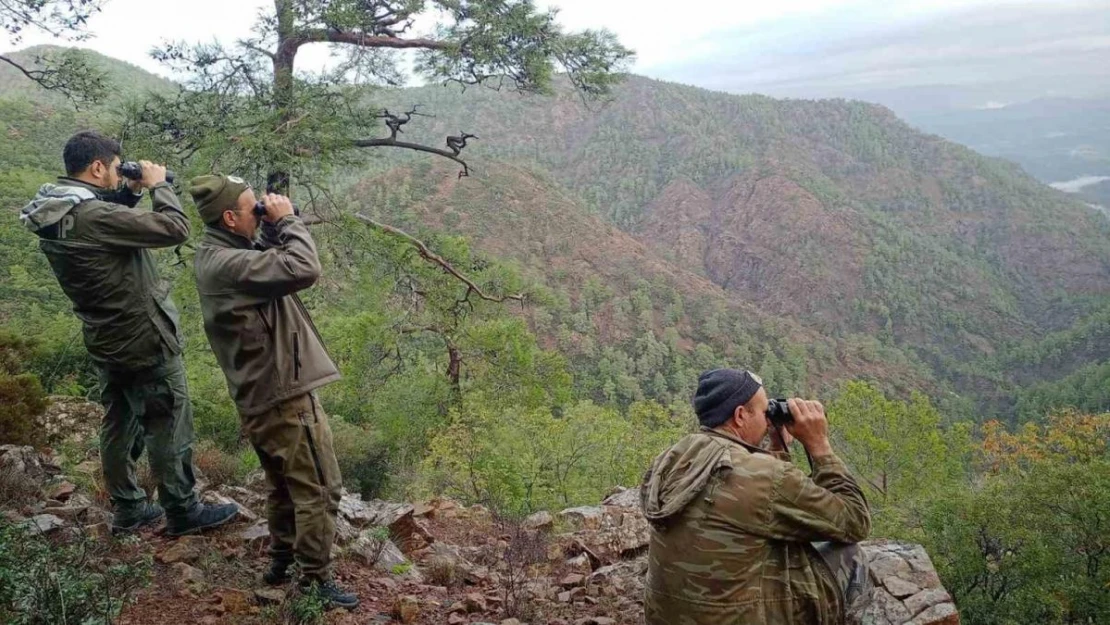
top-left (351, 136), bottom-right (474, 178)
top-left (354, 213), bottom-right (524, 305)
top-left (295, 29), bottom-right (453, 51)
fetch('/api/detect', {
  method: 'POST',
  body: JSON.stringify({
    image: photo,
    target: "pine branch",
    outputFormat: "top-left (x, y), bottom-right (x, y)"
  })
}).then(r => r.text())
top-left (351, 136), bottom-right (473, 178)
top-left (354, 213), bottom-right (524, 305)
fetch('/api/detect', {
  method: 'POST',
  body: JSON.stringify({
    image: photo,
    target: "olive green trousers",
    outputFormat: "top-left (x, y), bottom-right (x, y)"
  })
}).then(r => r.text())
top-left (242, 392), bottom-right (343, 581)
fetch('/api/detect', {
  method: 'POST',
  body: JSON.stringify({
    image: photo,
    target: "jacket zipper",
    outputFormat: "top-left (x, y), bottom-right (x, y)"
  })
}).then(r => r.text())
top-left (292, 295), bottom-right (333, 362)
top-left (298, 412), bottom-right (327, 486)
top-left (256, 306), bottom-right (274, 337)
top-left (293, 332), bottom-right (301, 381)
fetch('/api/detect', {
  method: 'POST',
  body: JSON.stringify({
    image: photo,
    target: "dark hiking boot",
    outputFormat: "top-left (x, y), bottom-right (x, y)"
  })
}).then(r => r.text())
top-left (301, 579), bottom-right (359, 610)
top-left (262, 559), bottom-right (294, 585)
top-left (165, 503), bottom-right (239, 537)
top-left (111, 502), bottom-right (165, 535)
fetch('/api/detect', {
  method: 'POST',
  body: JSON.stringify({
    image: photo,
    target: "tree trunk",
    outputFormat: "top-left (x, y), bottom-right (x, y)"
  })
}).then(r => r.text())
top-left (269, 0), bottom-right (296, 194)
top-left (446, 341), bottom-right (462, 401)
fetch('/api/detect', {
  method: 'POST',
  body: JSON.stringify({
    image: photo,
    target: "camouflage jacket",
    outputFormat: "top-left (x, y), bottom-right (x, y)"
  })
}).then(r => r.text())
top-left (640, 429), bottom-right (871, 625)
top-left (20, 178), bottom-right (188, 378)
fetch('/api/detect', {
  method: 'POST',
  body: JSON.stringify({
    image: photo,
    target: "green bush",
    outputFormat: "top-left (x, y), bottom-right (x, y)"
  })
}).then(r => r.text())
top-left (0, 521), bottom-right (152, 624)
top-left (0, 373), bottom-right (47, 447)
top-left (330, 415), bottom-right (390, 499)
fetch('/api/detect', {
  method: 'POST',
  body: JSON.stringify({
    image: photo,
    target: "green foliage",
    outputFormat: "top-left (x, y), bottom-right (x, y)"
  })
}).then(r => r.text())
top-left (908, 414), bottom-right (1110, 625)
top-left (419, 398), bottom-right (690, 514)
top-left (284, 587), bottom-right (328, 625)
top-left (0, 330), bottom-right (48, 446)
top-left (0, 521), bottom-right (152, 624)
top-left (828, 382), bottom-right (962, 511)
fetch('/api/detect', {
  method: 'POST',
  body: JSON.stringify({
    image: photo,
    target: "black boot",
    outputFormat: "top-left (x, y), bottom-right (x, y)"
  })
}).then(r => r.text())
top-left (301, 579), bottom-right (359, 610)
top-left (262, 559), bottom-right (293, 585)
top-left (165, 503), bottom-right (239, 537)
top-left (111, 502), bottom-right (165, 535)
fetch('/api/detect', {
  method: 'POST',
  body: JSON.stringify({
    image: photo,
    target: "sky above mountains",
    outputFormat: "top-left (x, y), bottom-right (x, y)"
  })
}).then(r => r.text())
top-left (2, 0), bottom-right (1106, 110)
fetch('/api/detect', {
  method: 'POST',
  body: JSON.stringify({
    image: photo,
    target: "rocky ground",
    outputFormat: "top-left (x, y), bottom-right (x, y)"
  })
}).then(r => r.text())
top-left (0, 399), bottom-right (959, 624)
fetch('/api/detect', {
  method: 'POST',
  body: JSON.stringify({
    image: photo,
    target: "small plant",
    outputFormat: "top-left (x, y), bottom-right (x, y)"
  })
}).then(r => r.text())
top-left (426, 555), bottom-right (464, 587)
top-left (494, 514), bottom-right (548, 620)
top-left (0, 520), bottom-right (152, 624)
top-left (283, 585), bottom-right (328, 625)
top-left (360, 525), bottom-right (391, 568)
top-left (193, 440), bottom-right (244, 488)
top-left (391, 562), bottom-right (413, 576)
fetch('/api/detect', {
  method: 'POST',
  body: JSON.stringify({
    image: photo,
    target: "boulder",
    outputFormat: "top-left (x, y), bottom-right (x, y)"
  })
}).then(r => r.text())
top-left (601, 486), bottom-right (641, 509)
top-left (558, 506), bottom-right (605, 530)
top-left (523, 510), bottom-right (554, 530)
top-left (21, 513), bottom-right (66, 534)
top-left (848, 542), bottom-right (960, 625)
top-left (0, 446), bottom-right (47, 482)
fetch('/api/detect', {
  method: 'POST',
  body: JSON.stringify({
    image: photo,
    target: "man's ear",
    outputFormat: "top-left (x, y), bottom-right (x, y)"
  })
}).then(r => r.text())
top-left (732, 404), bottom-right (745, 426)
top-left (221, 209), bottom-right (235, 230)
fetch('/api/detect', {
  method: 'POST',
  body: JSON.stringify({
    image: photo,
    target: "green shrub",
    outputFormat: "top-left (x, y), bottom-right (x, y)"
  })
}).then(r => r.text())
top-left (0, 520), bottom-right (152, 624)
top-left (330, 415), bottom-right (390, 499)
top-left (0, 373), bottom-right (47, 447)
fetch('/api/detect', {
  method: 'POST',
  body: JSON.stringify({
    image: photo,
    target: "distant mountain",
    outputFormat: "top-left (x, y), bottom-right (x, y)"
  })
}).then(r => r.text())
top-left (4, 48), bottom-right (1108, 420)
top-left (896, 97), bottom-right (1110, 185)
top-left (369, 77), bottom-right (1110, 363)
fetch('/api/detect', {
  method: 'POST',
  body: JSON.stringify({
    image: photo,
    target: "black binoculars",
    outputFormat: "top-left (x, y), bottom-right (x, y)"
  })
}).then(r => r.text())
top-left (766, 399), bottom-right (793, 426)
top-left (118, 161), bottom-right (176, 185)
top-left (252, 201), bottom-right (300, 218)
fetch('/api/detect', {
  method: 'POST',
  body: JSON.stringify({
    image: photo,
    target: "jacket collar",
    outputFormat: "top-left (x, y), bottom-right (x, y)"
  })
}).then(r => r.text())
top-left (56, 177), bottom-right (105, 194)
top-left (699, 426), bottom-right (774, 457)
top-left (202, 225), bottom-right (257, 250)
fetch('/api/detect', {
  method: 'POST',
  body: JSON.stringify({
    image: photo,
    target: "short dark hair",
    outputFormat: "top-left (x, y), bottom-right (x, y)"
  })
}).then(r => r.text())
top-left (63, 131), bottom-right (121, 176)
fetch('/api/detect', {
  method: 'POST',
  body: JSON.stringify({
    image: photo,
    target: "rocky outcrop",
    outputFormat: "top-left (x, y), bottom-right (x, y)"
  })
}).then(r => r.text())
top-left (852, 542), bottom-right (959, 625)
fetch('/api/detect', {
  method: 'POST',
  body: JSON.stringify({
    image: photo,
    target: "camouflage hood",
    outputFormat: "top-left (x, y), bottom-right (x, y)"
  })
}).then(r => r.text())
top-left (640, 431), bottom-right (733, 523)
top-left (20, 182), bottom-right (97, 232)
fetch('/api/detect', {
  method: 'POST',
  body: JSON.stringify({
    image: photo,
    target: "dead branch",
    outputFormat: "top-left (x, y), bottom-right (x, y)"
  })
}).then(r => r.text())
top-left (351, 137), bottom-right (474, 178)
top-left (354, 213), bottom-right (524, 305)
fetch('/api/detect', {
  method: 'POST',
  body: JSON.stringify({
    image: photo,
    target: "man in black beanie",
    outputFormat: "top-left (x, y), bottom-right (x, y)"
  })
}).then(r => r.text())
top-left (640, 368), bottom-right (872, 625)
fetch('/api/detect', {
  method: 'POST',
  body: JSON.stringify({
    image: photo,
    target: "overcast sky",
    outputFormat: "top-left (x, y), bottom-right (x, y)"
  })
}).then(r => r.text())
top-left (2, 0), bottom-right (1107, 108)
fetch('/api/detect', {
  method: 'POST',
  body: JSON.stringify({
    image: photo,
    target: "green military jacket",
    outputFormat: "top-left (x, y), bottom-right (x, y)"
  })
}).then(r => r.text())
top-left (193, 216), bottom-right (340, 417)
top-left (640, 429), bottom-right (871, 625)
top-left (20, 178), bottom-right (188, 377)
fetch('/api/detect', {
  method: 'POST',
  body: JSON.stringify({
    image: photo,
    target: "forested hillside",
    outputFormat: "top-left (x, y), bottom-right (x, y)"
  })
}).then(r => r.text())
top-left (2, 46), bottom-right (1109, 624)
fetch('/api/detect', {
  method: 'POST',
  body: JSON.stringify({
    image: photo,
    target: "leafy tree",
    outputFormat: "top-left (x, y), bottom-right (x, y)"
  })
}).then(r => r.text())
top-left (0, 1), bottom-right (108, 103)
top-left (126, 0), bottom-right (633, 198)
top-left (827, 381), bottom-right (962, 526)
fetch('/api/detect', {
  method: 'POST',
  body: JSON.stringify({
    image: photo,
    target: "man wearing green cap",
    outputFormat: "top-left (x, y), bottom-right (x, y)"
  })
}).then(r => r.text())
top-left (20, 131), bottom-right (238, 536)
top-left (188, 174), bottom-right (357, 610)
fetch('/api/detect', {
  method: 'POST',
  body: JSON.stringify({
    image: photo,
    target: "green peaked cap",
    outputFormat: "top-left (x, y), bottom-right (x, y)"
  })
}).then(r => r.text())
top-left (188, 174), bottom-right (250, 224)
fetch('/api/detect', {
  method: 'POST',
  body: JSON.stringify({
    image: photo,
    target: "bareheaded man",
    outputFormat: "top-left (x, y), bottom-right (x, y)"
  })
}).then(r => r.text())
top-left (187, 175), bottom-right (356, 610)
top-left (640, 368), bottom-right (872, 625)
top-left (19, 131), bottom-right (237, 536)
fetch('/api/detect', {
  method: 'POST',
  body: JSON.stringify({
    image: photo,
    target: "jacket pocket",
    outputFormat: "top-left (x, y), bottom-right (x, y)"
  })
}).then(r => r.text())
top-left (298, 411), bottom-right (327, 487)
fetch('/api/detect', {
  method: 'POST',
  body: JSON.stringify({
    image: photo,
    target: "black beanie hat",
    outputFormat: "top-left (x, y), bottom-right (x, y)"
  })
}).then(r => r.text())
top-left (692, 368), bottom-right (763, 427)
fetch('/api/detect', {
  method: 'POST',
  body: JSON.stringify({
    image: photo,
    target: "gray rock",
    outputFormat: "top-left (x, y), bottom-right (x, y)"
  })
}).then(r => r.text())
top-left (523, 510), bottom-right (554, 530)
top-left (601, 487), bottom-right (641, 508)
top-left (882, 575), bottom-right (921, 598)
top-left (908, 602), bottom-right (960, 625)
top-left (22, 513), bottom-right (66, 534)
top-left (904, 588), bottom-right (953, 617)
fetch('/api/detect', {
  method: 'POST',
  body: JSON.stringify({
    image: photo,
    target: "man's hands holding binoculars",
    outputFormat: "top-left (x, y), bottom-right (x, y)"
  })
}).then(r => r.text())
top-left (254, 194), bottom-right (295, 223)
top-left (769, 399), bottom-right (833, 458)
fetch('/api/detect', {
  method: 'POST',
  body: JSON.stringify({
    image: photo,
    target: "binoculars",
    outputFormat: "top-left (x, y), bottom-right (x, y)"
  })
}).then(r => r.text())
top-left (118, 161), bottom-right (176, 185)
top-left (252, 201), bottom-right (300, 218)
top-left (766, 399), bottom-right (793, 426)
